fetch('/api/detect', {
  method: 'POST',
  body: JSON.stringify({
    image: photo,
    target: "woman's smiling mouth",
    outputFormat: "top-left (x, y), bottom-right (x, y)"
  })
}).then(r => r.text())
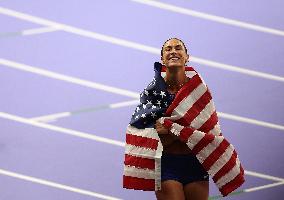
top-left (169, 57), bottom-right (180, 61)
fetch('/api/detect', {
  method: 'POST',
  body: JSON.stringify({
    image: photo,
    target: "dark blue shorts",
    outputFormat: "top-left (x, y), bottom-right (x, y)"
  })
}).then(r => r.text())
top-left (161, 153), bottom-right (209, 185)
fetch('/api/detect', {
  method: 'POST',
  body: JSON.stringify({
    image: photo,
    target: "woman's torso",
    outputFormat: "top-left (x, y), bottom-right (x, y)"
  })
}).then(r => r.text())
top-left (160, 87), bottom-right (192, 155)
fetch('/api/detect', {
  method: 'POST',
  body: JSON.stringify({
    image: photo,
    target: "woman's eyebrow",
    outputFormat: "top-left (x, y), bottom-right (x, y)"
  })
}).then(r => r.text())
top-left (164, 44), bottom-right (183, 50)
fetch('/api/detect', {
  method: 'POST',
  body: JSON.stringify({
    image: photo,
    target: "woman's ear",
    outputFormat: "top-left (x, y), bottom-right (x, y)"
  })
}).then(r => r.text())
top-left (186, 54), bottom-right (190, 63)
top-left (161, 57), bottom-right (165, 65)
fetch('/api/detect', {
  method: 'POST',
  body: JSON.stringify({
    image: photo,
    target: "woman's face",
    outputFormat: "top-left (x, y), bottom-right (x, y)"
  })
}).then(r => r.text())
top-left (161, 39), bottom-right (189, 68)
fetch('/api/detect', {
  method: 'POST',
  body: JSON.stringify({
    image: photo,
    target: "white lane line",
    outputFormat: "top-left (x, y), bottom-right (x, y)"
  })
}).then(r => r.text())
top-left (28, 99), bottom-right (284, 132)
top-left (245, 170), bottom-right (284, 182)
top-left (0, 7), bottom-right (283, 82)
top-left (245, 181), bottom-right (284, 193)
top-left (218, 112), bottom-right (284, 131)
top-left (0, 112), bottom-right (125, 147)
top-left (210, 182), bottom-right (284, 199)
top-left (131, 0), bottom-right (284, 37)
top-left (0, 58), bottom-right (139, 99)
top-left (33, 109), bottom-right (284, 132)
top-left (0, 26), bottom-right (58, 37)
top-left (22, 26), bottom-right (59, 35)
top-left (1, 111), bottom-right (283, 182)
top-left (0, 57), bottom-right (282, 131)
top-left (30, 112), bottom-right (71, 123)
top-left (109, 99), bottom-right (140, 108)
top-left (190, 57), bottom-right (284, 82)
top-left (30, 100), bottom-right (140, 123)
top-left (0, 168), bottom-right (122, 200)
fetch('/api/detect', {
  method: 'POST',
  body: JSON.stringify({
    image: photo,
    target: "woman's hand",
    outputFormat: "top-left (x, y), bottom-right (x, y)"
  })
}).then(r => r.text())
top-left (155, 120), bottom-right (169, 135)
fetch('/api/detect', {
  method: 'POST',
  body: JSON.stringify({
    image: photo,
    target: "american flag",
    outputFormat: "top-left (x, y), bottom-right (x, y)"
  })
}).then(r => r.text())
top-left (123, 62), bottom-right (245, 196)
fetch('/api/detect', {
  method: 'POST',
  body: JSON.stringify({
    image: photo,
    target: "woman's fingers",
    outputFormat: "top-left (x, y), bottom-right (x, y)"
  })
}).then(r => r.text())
top-left (155, 120), bottom-right (169, 134)
top-left (157, 127), bottom-right (169, 135)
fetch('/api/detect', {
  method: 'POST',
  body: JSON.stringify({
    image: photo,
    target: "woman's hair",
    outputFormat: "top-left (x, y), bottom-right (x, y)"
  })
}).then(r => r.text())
top-left (160, 38), bottom-right (188, 58)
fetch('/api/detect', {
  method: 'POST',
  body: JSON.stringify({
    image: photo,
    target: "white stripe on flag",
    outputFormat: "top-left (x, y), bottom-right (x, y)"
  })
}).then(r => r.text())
top-left (208, 144), bottom-right (235, 176)
top-left (155, 136), bottom-right (163, 190)
top-left (216, 156), bottom-right (241, 188)
top-left (125, 144), bottom-right (157, 158)
top-left (210, 122), bottom-right (222, 136)
top-left (173, 83), bottom-right (207, 120)
top-left (197, 136), bottom-right (225, 163)
top-left (185, 71), bottom-right (197, 78)
top-left (190, 100), bottom-right (215, 129)
top-left (127, 125), bottom-right (160, 140)
top-left (154, 156), bottom-right (162, 190)
top-left (186, 130), bottom-right (205, 150)
top-left (124, 165), bottom-right (156, 180)
top-left (169, 123), bottom-right (184, 137)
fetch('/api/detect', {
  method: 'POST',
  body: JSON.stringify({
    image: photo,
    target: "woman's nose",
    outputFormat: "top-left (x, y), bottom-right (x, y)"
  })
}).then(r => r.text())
top-left (170, 50), bottom-right (177, 56)
top-left (170, 48), bottom-right (177, 53)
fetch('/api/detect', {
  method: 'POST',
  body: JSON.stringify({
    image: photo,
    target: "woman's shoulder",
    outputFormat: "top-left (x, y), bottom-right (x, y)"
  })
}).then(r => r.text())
top-left (186, 65), bottom-right (207, 86)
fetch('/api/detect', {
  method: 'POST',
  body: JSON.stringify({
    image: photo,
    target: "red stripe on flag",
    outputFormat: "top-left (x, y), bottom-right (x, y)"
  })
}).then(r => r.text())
top-left (126, 134), bottom-right (158, 150)
top-left (202, 139), bottom-right (230, 171)
top-left (163, 119), bottom-right (173, 129)
top-left (124, 154), bottom-right (155, 170)
top-left (212, 150), bottom-right (238, 182)
top-left (179, 127), bottom-right (195, 143)
top-left (123, 175), bottom-right (155, 191)
top-left (219, 171), bottom-right (245, 197)
top-left (176, 90), bottom-right (212, 126)
top-left (191, 133), bottom-right (215, 155)
top-left (199, 111), bottom-right (218, 133)
top-left (166, 75), bottom-right (202, 116)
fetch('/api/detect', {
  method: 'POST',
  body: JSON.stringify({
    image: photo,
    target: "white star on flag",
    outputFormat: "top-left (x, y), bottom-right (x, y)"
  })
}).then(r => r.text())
top-left (160, 91), bottom-right (166, 98)
top-left (156, 100), bottom-right (161, 106)
top-left (149, 78), bottom-right (156, 86)
top-left (151, 112), bottom-right (157, 118)
top-left (144, 90), bottom-right (149, 96)
top-left (136, 107), bottom-right (140, 112)
top-left (146, 100), bottom-right (152, 105)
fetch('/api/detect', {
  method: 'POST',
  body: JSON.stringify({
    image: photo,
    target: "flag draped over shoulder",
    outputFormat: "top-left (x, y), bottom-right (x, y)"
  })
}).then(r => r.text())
top-left (123, 62), bottom-right (245, 196)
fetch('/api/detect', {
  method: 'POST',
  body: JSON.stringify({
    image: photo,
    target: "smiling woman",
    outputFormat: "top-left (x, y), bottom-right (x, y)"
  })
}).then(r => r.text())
top-left (155, 38), bottom-right (209, 200)
top-left (123, 38), bottom-right (244, 200)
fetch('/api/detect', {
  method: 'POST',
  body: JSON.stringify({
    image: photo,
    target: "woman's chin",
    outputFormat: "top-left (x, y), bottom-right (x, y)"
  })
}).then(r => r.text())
top-left (167, 62), bottom-right (184, 68)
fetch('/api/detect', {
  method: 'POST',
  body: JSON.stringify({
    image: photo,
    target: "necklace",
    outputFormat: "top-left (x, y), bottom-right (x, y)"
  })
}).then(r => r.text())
top-left (165, 76), bottom-right (188, 88)
top-left (166, 82), bottom-right (185, 88)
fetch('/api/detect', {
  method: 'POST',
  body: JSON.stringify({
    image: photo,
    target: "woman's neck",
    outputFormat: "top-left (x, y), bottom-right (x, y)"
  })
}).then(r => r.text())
top-left (164, 67), bottom-right (188, 91)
